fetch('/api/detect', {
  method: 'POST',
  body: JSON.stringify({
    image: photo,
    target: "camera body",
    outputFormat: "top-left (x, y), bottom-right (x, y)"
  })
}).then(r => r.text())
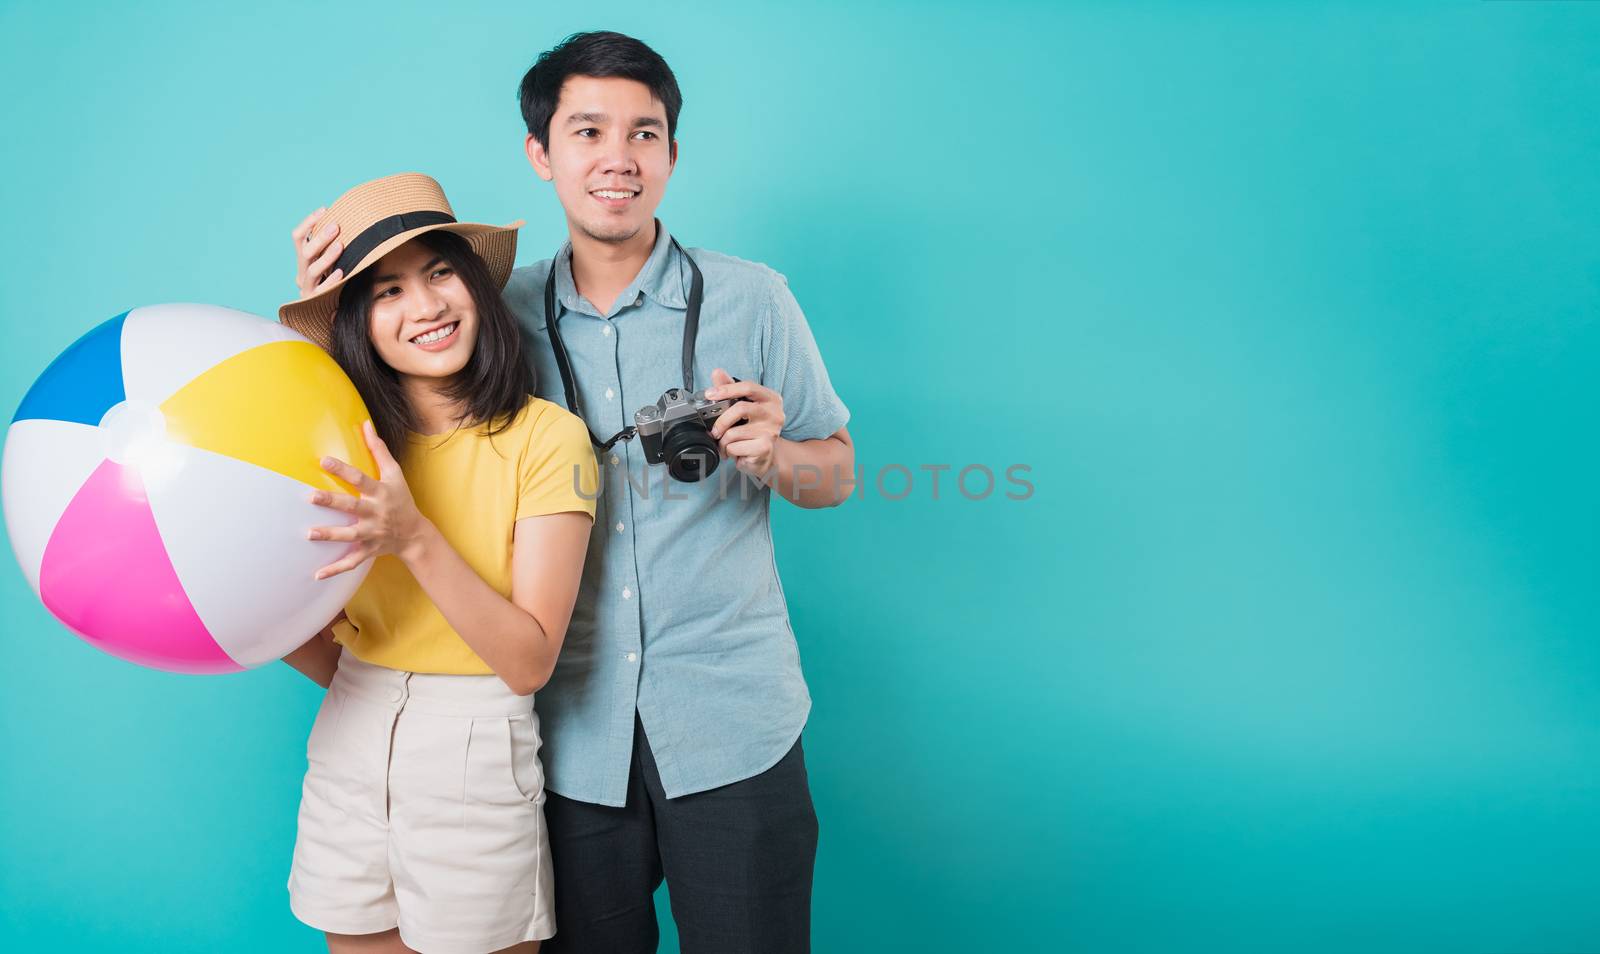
top-left (634, 386), bottom-right (738, 482)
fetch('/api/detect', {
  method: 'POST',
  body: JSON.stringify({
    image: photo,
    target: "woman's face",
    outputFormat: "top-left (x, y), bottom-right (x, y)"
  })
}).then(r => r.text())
top-left (364, 237), bottom-right (479, 382)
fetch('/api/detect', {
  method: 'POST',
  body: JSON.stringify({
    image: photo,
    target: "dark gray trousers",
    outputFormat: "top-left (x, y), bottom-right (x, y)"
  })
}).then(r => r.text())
top-left (542, 717), bottom-right (819, 954)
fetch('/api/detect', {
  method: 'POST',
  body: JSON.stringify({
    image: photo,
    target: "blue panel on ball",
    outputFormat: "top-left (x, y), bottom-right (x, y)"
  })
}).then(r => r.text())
top-left (12, 311), bottom-right (130, 425)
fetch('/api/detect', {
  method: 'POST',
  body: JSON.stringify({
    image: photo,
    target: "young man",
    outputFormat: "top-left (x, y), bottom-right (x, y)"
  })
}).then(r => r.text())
top-left (292, 31), bottom-right (853, 954)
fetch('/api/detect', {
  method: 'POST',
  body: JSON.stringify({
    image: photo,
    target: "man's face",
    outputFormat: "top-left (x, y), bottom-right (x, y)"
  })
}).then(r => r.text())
top-left (526, 75), bottom-right (677, 245)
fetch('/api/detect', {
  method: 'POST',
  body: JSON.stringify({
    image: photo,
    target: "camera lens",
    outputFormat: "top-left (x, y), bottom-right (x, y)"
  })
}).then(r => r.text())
top-left (663, 423), bottom-right (720, 482)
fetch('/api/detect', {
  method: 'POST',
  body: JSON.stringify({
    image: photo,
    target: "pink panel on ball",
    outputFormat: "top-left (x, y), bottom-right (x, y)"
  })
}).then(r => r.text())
top-left (38, 459), bottom-right (240, 674)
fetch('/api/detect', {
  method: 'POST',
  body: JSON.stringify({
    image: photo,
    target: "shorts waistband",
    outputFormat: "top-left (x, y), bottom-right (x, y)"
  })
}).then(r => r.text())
top-left (330, 650), bottom-right (534, 718)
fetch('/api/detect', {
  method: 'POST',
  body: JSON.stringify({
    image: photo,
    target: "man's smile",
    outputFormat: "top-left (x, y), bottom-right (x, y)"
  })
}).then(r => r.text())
top-left (590, 186), bottom-right (641, 208)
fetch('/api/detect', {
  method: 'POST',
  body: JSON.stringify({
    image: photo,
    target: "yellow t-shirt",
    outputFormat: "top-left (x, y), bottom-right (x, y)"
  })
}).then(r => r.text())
top-left (332, 396), bottom-right (598, 674)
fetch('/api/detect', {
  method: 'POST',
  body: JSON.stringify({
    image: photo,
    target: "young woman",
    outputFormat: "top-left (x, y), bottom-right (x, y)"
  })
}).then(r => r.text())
top-left (277, 173), bottom-right (596, 954)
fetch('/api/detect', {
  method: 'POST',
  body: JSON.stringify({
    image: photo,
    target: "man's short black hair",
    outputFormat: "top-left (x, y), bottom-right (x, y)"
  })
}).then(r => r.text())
top-left (518, 31), bottom-right (682, 152)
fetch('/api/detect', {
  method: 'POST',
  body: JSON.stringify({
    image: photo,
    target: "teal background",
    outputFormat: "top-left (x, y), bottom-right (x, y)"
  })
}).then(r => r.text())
top-left (2, 1), bottom-right (1597, 951)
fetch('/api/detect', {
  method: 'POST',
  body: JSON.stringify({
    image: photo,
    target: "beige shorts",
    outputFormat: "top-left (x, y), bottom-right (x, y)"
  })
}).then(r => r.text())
top-left (288, 650), bottom-right (554, 953)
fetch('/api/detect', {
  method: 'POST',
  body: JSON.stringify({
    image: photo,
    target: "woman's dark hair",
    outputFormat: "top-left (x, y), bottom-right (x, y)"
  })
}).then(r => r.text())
top-left (330, 230), bottom-right (534, 455)
top-left (518, 31), bottom-right (682, 152)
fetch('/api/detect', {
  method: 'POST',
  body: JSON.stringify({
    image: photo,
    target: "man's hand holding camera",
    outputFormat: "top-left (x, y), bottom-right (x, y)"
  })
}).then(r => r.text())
top-left (706, 367), bottom-right (785, 481)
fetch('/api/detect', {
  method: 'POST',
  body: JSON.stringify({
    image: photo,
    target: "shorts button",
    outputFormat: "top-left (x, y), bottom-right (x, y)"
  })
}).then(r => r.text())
top-left (387, 687), bottom-right (402, 703)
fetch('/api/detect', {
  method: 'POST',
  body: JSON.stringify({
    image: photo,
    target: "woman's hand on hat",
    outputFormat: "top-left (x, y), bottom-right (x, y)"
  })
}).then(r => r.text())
top-left (307, 421), bottom-right (431, 580)
top-left (291, 207), bottom-right (345, 299)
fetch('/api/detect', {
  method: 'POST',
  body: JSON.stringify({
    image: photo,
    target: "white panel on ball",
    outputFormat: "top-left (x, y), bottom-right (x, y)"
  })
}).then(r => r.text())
top-left (1, 419), bottom-right (107, 594)
top-left (120, 303), bottom-right (307, 405)
top-left (143, 439), bottom-right (370, 668)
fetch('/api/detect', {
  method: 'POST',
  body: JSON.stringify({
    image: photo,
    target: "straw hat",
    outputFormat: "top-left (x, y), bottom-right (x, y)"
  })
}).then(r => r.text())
top-left (278, 173), bottom-right (523, 350)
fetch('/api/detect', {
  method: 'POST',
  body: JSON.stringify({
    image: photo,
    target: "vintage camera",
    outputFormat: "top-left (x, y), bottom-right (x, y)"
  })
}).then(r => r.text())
top-left (634, 386), bottom-right (738, 482)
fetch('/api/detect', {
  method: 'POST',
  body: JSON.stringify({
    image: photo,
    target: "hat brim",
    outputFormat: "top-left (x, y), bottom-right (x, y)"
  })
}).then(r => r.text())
top-left (278, 219), bottom-right (523, 351)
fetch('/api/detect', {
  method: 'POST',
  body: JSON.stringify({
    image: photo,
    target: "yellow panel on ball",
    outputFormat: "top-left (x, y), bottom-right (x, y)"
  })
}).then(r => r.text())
top-left (159, 339), bottom-right (377, 493)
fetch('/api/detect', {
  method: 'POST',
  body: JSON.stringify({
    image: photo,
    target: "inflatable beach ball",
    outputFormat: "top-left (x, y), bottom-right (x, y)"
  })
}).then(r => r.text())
top-left (2, 304), bottom-right (377, 674)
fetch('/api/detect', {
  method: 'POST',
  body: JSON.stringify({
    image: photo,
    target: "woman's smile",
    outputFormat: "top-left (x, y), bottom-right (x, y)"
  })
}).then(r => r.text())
top-left (410, 321), bottom-right (461, 352)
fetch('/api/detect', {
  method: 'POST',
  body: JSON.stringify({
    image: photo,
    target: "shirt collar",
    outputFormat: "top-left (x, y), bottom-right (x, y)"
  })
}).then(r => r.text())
top-left (551, 220), bottom-right (687, 321)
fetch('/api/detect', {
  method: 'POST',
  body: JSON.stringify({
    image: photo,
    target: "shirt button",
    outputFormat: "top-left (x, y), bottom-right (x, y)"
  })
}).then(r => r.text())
top-left (602, 325), bottom-right (612, 337)
top-left (609, 454), bottom-right (620, 466)
top-left (625, 652), bottom-right (638, 663)
top-left (605, 388), bottom-right (615, 401)
top-left (615, 521), bottom-right (625, 533)
top-left (622, 586), bottom-right (633, 600)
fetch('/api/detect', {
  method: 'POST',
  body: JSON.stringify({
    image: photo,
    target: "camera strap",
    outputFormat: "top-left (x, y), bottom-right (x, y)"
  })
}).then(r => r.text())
top-left (545, 233), bottom-right (705, 452)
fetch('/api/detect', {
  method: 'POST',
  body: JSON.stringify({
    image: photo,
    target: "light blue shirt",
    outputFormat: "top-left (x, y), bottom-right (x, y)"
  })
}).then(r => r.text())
top-left (502, 225), bottom-right (849, 806)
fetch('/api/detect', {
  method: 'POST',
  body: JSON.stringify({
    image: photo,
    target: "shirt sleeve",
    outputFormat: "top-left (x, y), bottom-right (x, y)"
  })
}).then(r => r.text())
top-left (517, 405), bottom-right (599, 521)
top-left (762, 275), bottom-right (850, 442)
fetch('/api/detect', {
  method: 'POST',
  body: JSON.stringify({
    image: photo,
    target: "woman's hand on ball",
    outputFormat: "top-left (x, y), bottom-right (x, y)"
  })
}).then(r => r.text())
top-left (308, 421), bottom-right (430, 579)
